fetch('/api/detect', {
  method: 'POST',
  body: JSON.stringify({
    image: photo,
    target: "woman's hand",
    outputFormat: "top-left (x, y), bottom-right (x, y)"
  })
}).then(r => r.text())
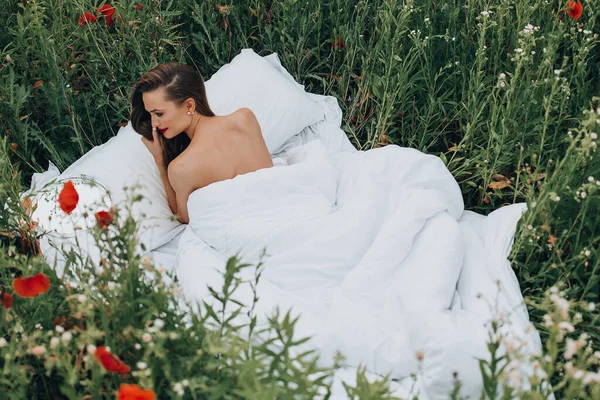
top-left (141, 127), bottom-right (163, 162)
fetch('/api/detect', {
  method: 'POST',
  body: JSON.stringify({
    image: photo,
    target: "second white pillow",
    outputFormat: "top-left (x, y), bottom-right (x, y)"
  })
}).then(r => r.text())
top-left (204, 48), bottom-right (325, 153)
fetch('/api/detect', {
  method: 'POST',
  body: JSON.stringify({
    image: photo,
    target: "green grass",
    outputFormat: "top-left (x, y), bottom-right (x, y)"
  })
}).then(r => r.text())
top-left (1, 0), bottom-right (599, 398)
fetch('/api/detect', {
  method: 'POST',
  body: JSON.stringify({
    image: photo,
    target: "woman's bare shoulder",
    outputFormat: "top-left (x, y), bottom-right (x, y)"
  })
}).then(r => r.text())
top-left (230, 108), bottom-right (260, 132)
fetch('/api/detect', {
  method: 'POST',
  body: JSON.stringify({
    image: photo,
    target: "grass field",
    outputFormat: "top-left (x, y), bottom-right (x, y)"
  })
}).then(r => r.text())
top-left (1, 0), bottom-right (599, 398)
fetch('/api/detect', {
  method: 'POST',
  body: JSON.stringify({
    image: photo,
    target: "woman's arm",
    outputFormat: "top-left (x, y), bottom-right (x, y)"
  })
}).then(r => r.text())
top-left (155, 157), bottom-right (178, 215)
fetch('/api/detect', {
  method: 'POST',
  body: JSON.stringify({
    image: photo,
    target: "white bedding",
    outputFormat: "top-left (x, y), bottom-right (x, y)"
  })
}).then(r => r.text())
top-left (27, 90), bottom-right (541, 398)
top-left (176, 137), bottom-right (542, 399)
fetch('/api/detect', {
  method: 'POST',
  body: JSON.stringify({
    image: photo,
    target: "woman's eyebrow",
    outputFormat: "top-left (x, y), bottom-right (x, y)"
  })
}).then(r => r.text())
top-left (148, 109), bottom-right (163, 113)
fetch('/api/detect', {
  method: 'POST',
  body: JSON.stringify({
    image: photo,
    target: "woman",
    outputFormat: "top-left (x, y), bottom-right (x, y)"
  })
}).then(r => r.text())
top-left (130, 62), bottom-right (274, 224)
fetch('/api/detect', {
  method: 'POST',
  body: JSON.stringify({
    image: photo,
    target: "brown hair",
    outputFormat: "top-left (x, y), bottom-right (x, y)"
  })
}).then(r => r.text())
top-left (130, 62), bottom-right (215, 170)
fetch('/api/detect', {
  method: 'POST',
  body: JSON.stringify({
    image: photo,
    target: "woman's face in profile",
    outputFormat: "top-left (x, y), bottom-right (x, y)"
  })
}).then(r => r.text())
top-left (142, 87), bottom-right (187, 140)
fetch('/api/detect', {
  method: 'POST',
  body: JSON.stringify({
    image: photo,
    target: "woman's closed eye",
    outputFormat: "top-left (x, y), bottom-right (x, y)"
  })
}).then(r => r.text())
top-left (155, 113), bottom-right (163, 117)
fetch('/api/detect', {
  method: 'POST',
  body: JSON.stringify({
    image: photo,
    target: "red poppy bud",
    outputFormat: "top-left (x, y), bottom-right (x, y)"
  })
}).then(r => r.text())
top-left (57, 180), bottom-right (79, 214)
top-left (94, 346), bottom-right (131, 374)
top-left (1, 292), bottom-right (13, 308)
top-left (95, 208), bottom-right (114, 230)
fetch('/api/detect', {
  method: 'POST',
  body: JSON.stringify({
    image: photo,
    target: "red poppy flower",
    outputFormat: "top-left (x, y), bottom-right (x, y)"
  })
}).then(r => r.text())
top-left (566, 1), bottom-right (583, 20)
top-left (1, 292), bottom-right (13, 308)
top-left (96, 4), bottom-right (115, 18)
top-left (94, 346), bottom-right (131, 374)
top-left (78, 12), bottom-right (97, 26)
top-left (95, 4), bottom-right (115, 27)
top-left (136, 4), bottom-right (143, 11)
top-left (117, 383), bottom-right (156, 400)
top-left (117, 384), bottom-right (156, 400)
top-left (57, 180), bottom-right (79, 214)
top-left (12, 272), bottom-right (51, 298)
top-left (95, 208), bottom-right (114, 230)
top-left (332, 36), bottom-right (346, 50)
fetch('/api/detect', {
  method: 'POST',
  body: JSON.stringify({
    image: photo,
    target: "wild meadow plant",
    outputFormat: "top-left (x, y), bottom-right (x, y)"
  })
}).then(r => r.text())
top-left (1, 0), bottom-right (600, 398)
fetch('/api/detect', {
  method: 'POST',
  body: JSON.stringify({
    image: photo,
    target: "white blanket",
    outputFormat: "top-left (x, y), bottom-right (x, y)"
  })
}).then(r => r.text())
top-left (176, 138), bottom-right (542, 399)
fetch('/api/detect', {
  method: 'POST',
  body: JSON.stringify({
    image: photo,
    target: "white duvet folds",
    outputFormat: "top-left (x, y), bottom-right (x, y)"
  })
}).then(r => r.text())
top-left (176, 138), bottom-right (543, 399)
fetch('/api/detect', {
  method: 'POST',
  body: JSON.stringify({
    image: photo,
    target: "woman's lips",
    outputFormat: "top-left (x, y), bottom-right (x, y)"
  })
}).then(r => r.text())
top-left (158, 128), bottom-right (168, 134)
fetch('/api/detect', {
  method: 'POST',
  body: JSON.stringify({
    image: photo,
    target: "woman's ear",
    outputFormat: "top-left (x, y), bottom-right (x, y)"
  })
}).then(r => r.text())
top-left (185, 98), bottom-right (196, 113)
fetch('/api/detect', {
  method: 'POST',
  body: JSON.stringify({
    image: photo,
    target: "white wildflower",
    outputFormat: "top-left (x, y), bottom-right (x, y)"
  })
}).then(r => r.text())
top-left (30, 345), bottom-right (46, 357)
top-left (580, 191), bottom-right (587, 199)
top-left (55, 325), bottom-right (65, 333)
top-left (61, 331), bottom-right (72, 343)
top-left (589, 302), bottom-right (596, 311)
top-left (50, 337), bottom-right (60, 348)
top-left (554, 69), bottom-right (561, 75)
top-left (592, 132), bottom-right (598, 139)
top-left (515, 48), bottom-right (524, 54)
top-left (77, 294), bottom-right (87, 303)
top-left (558, 321), bottom-right (575, 333)
top-left (137, 361), bottom-right (147, 370)
top-left (0, 338), bottom-right (7, 347)
top-left (154, 318), bottom-right (165, 330)
top-left (173, 382), bottom-right (184, 396)
top-left (584, 249), bottom-right (591, 257)
top-left (564, 338), bottom-right (579, 359)
top-left (522, 24), bottom-right (536, 35)
top-left (507, 369), bottom-right (521, 389)
top-left (415, 350), bottom-right (424, 360)
top-left (142, 333), bottom-right (152, 343)
top-left (480, 10), bottom-right (492, 17)
top-left (107, 282), bottom-right (116, 291)
top-left (87, 344), bottom-right (96, 354)
top-left (584, 372), bottom-right (600, 384)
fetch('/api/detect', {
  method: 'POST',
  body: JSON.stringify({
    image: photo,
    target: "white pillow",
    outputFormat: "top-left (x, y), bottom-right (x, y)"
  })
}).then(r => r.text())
top-left (204, 48), bottom-right (325, 153)
top-left (46, 123), bottom-right (184, 253)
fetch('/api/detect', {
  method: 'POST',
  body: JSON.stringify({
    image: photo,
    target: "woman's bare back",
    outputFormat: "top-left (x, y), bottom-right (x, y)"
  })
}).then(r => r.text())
top-left (177, 108), bottom-right (274, 192)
